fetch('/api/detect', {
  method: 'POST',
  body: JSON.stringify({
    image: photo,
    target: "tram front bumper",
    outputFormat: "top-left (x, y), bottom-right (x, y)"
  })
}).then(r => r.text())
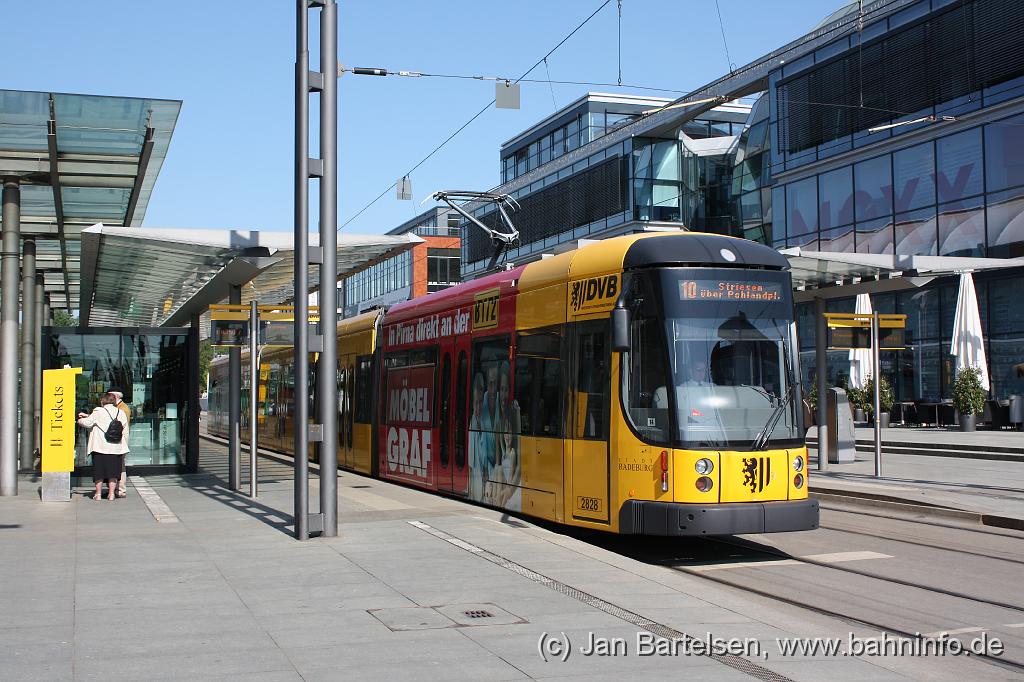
top-left (618, 498), bottom-right (819, 536)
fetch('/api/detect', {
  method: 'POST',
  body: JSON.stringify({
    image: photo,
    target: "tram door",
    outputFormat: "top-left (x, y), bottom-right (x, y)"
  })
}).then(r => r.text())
top-left (436, 340), bottom-right (455, 492)
top-left (567, 319), bottom-right (611, 523)
top-left (338, 354), bottom-right (356, 468)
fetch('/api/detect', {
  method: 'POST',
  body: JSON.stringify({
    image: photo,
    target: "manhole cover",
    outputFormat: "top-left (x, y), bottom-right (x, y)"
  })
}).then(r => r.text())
top-left (464, 609), bottom-right (493, 619)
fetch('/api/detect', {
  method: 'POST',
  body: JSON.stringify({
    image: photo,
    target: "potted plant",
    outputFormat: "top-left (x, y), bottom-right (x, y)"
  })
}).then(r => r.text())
top-left (952, 366), bottom-right (986, 432)
top-left (847, 386), bottom-right (867, 423)
top-left (863, 374), bottom-right (893, 428)
top-left (805, 381), bottom-right (817, 427)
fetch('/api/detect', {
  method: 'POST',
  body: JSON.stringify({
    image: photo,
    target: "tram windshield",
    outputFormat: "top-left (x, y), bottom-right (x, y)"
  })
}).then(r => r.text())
top-left (623, 268), bottom-right (801, 450)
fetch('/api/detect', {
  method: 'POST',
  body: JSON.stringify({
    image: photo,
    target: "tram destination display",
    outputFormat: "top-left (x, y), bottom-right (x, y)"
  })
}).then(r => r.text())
top-left (679, 278), bottom-right (783, 302)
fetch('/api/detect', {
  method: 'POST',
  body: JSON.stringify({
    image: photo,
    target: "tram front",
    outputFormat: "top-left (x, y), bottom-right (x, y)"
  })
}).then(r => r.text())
top-left (613, 236), bottom-right (819, 536)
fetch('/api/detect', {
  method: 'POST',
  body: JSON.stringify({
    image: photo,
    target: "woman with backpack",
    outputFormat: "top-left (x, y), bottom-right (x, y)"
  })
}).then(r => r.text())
top-left (77, 393), bottom-right (130, 501)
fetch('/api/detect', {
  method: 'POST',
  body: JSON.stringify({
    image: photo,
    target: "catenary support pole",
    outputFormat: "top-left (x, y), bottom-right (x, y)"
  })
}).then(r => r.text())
top-left (249, 299), bottom-right (259, 498)
top-left (872, 310), bottom-right (882, 477)
top-left (318, 0), bottom-right (339, 537)
top-left (815, 297), bottom-right (829, 472)
top-left (19, 238), bottom-right (36, 471)
top-left (293, 0), bottom-right (310, 541)
top-left (1, 177), bottom-right (21, 495)
top-left (228, 284), bottom-right (241, 490)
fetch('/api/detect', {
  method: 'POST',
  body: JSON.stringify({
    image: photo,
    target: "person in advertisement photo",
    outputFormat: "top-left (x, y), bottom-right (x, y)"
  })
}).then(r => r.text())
top-left (490, 361), bottom-right (522, 510)
top-left (468, 372), bottom-right (488, 501)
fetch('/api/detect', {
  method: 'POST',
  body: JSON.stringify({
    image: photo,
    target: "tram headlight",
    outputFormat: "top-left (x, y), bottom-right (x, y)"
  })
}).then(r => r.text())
top-left (695, 476), bottom-right (714, 493)
top-left (793, 473), bottom-right (805, 489)
top-left (792, 455), bottom-right (804, 472)
top-left (694, 458), bottom-right (714, 475)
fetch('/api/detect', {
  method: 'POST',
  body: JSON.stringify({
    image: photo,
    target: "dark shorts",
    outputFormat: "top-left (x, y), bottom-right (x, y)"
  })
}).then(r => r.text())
top-left (91, 453), bottom-right (123, 482)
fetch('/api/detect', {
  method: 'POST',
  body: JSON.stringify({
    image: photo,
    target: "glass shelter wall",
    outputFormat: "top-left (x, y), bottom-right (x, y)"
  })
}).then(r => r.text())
top-left (44, 327), bottom-right (196, 473)
top-left (795, 269), bottom-right (1024, 403)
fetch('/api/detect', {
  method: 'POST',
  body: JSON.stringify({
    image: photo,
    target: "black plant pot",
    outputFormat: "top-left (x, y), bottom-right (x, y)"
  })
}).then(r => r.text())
top-left (959, 413), bottom-right (976, 432)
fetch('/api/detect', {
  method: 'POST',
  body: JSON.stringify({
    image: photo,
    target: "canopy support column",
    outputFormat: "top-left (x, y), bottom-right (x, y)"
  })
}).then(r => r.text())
top-left (228, 284), bottom-right (241, 491)
top-left (19, 237), bottom-right (36, 471)
top-left (1, 177), bottom-right (21, 495)
top-left (815, 296), bottom-right (829, 472)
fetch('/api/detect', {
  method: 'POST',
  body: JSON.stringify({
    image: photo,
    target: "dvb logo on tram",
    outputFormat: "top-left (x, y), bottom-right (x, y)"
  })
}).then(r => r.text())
top-left (570, 274), bottom-right (619, 312)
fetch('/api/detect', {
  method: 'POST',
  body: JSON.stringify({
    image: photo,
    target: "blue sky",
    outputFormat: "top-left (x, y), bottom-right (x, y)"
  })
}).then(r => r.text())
top-left (7, 0), bottom-right (835, 235)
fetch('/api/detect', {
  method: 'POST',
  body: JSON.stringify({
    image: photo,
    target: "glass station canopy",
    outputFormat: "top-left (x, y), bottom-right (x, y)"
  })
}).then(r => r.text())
top-left (0, 89), bottom-right (181, 312)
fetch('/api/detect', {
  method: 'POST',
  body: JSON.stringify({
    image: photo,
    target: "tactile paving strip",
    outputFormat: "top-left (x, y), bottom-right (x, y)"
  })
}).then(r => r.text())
top-left (131, 477), bottom-right (180, 523)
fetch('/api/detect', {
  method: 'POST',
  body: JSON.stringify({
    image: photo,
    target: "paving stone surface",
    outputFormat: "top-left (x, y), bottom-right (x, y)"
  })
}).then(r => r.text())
top-left (0, 436), bottom-right (1012, 680)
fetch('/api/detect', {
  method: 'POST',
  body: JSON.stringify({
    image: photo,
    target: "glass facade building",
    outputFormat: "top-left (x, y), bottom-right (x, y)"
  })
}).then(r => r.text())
top-left (764, 0), bottom-right (1024, 402)
top-left (460, 0), bottom-right (1024, 404)
top-left (463, 95), bottom-right (750, 277)
top-left (43, 327), bottom-right (198, 476)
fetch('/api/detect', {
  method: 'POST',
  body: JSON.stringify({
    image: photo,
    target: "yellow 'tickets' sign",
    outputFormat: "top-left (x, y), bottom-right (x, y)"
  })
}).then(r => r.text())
top-left (41, 367), bottom-right (83, 473)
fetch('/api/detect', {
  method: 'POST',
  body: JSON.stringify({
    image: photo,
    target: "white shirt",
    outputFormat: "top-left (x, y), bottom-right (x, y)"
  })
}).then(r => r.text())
top-left (77, 405), bottom-right (129, 455)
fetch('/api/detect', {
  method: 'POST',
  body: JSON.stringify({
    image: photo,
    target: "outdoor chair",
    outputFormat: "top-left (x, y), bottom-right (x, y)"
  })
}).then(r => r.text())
top-left (982, 400), bottom-right (1009, 429)
top-left (937, 402), bottom-right (956, 427)
top-left (915, 401), bottom-right (937, 426)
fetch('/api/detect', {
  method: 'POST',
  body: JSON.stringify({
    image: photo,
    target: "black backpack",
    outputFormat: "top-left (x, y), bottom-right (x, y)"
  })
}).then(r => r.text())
top-left (102, 406), bottom-right (124, 444)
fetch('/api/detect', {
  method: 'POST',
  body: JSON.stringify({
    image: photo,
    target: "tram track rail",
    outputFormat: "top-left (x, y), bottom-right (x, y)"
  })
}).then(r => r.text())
top-left (663, 535), bottom-right (1024, 674)
top-left (815, 521), bottom-right (1024, 567)
top-left (706, 536), bottom-right (1024, 614)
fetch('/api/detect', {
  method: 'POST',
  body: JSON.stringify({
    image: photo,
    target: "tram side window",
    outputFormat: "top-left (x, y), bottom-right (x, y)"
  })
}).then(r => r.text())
top-left (514, 329), bottom-right (563, 437)
top-left (624, 316), bottom-right (670, 444)
top-left (455, 351), bottom-right (468, 469)
top-left (574, 324), bottom-right (609, 440)
top-left (281, 361), bottom-right (294, 423)
top-left (354, 355), bottom-right (373, 424)
top-left (438, 353), bottom-right (451, 467)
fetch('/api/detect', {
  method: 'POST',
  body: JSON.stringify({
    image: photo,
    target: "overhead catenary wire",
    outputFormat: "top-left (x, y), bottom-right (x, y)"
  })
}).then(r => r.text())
top-left (340, 67), bottom-right (689, 95)
top-left (338, 0), bottom-right (614, 232)
top-left (713, 0), bottom-right (734, 73)
top-left (617, 0), bottom-right (623, 86)
top-left (543, 58), bottom-right (559, 110)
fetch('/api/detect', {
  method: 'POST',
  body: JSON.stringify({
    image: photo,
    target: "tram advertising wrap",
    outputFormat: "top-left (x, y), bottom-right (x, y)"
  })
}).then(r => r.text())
top-left (207, 233), bottom-right (818, 536)
top-left (384, 365), bottom-right (434, 484)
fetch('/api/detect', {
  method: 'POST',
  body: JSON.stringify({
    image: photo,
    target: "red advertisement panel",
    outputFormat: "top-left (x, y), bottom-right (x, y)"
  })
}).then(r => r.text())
top-left (382, 365), bottom-right (435, 485)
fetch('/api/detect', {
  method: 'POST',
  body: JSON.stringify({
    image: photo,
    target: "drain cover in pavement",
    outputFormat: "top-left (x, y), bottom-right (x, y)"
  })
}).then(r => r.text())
top-left (368, 603), bottom-right (525, 630)
top-left (434, 603), bottom-right (525, 627)
top-left (368, 607), bottom-right (457, 631)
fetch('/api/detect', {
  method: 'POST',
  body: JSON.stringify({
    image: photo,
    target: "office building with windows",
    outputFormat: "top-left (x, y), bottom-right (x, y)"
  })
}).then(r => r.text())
top-left (340, 206), bottom-right (461, 317)
top-left (463, 92), bottom-right (750, 281)
top-left (461, 0), bottom-right (1024, 406)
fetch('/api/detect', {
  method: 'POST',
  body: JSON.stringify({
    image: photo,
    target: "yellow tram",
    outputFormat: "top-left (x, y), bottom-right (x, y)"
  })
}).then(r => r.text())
top-left (209, 232), bottom-right (818, 535)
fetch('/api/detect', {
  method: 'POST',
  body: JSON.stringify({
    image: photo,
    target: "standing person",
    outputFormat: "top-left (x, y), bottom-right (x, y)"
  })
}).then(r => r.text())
top-left (77, 394), bottom-right (129, 501)
top-left (107, 390), bottom-right (131, 498)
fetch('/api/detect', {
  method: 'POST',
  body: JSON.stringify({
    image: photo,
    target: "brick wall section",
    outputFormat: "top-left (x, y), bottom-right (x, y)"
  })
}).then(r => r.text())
top-left (412, 235), bottom-right (461, 298)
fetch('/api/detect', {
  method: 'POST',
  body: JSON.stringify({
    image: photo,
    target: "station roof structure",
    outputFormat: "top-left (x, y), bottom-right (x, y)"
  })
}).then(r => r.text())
top-left (781, 248), bottom-right (1024, 301)
top-left (0, 89), bottom-right (181, 311)
top-left (80, 225), bottom-right (422, 327)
